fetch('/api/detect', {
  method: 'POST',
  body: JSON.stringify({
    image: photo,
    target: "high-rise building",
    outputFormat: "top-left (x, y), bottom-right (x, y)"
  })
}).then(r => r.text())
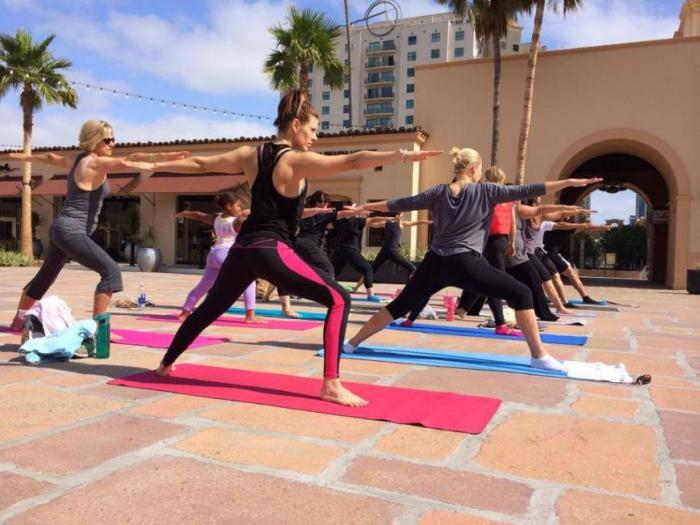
top-left (581, 194), bottom-right (592, 210)
top-left (308, 12), bottom-right (523, 131)
top-left (635, 194), bottom-right (647, 220)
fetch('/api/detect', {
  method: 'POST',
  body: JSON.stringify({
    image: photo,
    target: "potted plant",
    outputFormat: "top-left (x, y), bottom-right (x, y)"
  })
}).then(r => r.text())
top-left (31, 211), bottom-right (43, 258)
top-left (688, 262), bottom-right (700, 295)
top-left (122, 205), bottom-right (140, 265)
top-left (137, 226), bottom-right (162, 272)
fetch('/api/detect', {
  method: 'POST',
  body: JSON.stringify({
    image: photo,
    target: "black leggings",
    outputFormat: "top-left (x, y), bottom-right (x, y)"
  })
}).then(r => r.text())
top-left (25, 225), bottom-right (122, 299)
top-left (528, 253), bottom-right (554, 282)
top-left (333, 246), bottom-right (373, 288)
top-left (390, 250), bottom-right (532, 322)
top-left (534, 248), bottom-right (559, 277)
top-left (372, 248), bottom-right (416, 275)
top-left (457, 235), bottom-right (508, 325)
top-left (507, 261), bottom-right (558, 321)
top-left (277, 238), bottom-right (334, 297)
top-left (162, 238), bottom-right (350, 378)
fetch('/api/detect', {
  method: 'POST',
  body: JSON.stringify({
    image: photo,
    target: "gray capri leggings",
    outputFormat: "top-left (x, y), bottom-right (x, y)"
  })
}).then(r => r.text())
top-left (25, 225), bottom-right (123, 299)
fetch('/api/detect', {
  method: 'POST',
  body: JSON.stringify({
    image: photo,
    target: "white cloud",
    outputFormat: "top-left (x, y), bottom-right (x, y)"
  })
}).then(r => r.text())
top-left (26, 0), bottom-right (291, 95)
top-left (517, 0), bottom-right (680, 49)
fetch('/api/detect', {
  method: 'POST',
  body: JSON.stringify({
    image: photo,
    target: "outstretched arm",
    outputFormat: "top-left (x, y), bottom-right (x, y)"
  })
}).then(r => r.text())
top-left (300, 207), bottom-right (336, 218)
top-left (400, 219), bottom-right (432, 227)
top-left (125, 146), bottom-right (254, 175)
top-left (287, 148), bottom-right (442, 179)
top-left (122, 151), bottom-right (189, 162)
top-left (174, 211), bottom-right (216, 225)
top-left (9, 152), bottom-right (70, 170)
top-left (518, 204), bottom-right (587, 219)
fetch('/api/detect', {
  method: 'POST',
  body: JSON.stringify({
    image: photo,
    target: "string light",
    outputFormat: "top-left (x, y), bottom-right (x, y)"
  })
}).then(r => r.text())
top-left (2, 65), bottom-right (380, 131)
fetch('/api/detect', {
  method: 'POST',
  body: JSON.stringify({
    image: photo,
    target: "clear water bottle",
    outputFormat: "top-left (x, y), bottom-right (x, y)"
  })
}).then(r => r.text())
top-left (138, 284), bottom-right (147, 308)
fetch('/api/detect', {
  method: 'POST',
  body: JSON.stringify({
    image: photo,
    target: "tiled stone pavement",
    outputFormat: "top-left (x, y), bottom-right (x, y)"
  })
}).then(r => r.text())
top-left (0, 264), bottom-right (699, 524)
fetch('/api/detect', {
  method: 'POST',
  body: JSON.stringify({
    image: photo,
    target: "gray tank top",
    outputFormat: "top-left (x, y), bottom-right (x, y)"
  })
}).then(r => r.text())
top-left (58, 152), bottom-right (110, 234)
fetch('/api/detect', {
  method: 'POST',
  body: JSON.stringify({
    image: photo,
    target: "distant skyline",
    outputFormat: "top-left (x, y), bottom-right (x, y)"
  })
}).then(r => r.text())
top-left (588, 189), bottom-right (638, 225)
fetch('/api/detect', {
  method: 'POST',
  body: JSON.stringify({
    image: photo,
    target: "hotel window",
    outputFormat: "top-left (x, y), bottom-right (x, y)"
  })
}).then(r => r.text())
top-left (368, 72), bottom-right (380, 83)
top-left (408, 35), bottom-right (417, 45)
top-left (322, 91), bottom-right (330, 100)
top-left (407, 51), bottom-right (416, 61)
top-left (407, 67), bottom-right (415, 77)
top-left (321, 121), bottom-right (330, 130)
top-left (344, 89), bottom-right (350, 98)
top-left (380, 86), bottom-right (393, 97)
top-left (431, 32), bottom-right (441, 43)
top-left (455, 30), bottom-right (465, 41)
top-left (343, 119), bottom-right (351, 128)
top-left (322, 106), bottom-right (330, 115)
top-left (379, 117), bottom-right (392, 127)
top-left (454, 47), bottom-right (464, 58)
top-left (367, 103), bottom-right (381, 114)
top-left (430, 49), bottom-right (440, 59)
top-left (407, 83), bottom-right (415, 93)
top-left (343, 74), bottom-right (350, 83)
top-left (406, 99), bottom-right (414, 109)
top-left (513, 44), bottom-right (520, 51)
top-left (307, 79), bottom-right (312, 88)
top-left (366, 118), bottom-right (378, 128)
top-left (405, 115), bottom-right (414, 125)
top-left (381, 71), bottom-right (394, 81)
top-left (368, 41), bottom-right (380, 52)
top-left (343, 104), bottom-right (350, 113)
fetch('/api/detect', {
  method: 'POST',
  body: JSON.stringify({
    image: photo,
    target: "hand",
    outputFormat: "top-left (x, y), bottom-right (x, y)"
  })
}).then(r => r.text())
top-left (344, 204), bottom-right (365, 213)
top-left (158, 151), bottom-right (190, 161)
top-left (315, 207), bottom-right (334, 214)
top-left (506, 244), bottom-right (516, 257)
top-left (403, 149), bottom-right (443, 162)
top-left (567, 177), bottom-right (603, 187)
top-left (9, 152), bottom-right (30, 161)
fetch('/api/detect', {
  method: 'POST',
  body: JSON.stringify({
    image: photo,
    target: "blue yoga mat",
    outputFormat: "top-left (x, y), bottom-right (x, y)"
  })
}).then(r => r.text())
top-left (568, 299), bottom-right (608, 306)
top-left (387, 320), bottom-right (588, 346)
top-left (319, 344), bottom-right (567, 379)
top-left (227, 306), bottom-right (326, 321)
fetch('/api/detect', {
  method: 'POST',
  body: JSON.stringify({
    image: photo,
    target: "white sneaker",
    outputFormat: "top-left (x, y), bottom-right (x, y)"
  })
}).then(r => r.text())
top-left (342, 340), bottom-right (356, 354)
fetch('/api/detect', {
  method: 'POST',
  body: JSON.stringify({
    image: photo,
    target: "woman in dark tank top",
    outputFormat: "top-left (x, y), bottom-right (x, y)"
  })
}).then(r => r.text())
top-left (125, 89), bottom-right (441, 407)
top-left (9, 119), bottom-right (188, 330)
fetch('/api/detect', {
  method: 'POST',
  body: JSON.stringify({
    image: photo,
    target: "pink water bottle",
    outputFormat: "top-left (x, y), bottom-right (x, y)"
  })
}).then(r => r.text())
top-left (446, 296), bottom-right (456, 322)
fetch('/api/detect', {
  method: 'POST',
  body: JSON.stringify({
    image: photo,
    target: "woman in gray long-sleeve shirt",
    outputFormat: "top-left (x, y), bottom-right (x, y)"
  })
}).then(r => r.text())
top-left (344, 147), bottom-right (600, 371)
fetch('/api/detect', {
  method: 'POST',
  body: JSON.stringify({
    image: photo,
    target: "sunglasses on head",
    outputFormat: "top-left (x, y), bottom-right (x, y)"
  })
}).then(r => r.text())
top-left (102, 137), bottom-right (116, 145)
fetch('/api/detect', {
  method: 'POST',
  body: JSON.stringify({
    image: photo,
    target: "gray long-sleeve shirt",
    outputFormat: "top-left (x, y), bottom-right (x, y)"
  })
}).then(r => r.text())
top-left (387, 182), bottom-right (546, 256)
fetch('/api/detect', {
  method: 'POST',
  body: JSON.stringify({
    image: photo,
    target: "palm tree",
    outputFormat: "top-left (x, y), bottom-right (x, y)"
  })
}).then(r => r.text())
top-left (436, 1), bottom-right (530, 166)
top-left (264, 6), bottom-right (345, 96)
top-left (0, 30), bottom-right (77, 258)
top-left (515, 0), bottom-right (582, 184)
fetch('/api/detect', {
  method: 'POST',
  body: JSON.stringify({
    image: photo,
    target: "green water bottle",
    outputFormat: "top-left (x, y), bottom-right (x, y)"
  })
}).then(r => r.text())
top-left (94, 313), bottom-right (111, 359)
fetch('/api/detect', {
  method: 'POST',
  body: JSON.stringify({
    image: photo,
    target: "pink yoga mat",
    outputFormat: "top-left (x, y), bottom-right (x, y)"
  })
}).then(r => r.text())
top-left (111, 328), bottom-right (229, 349)
top-left (108, 363), bottom-right (501, 434)
top-left (137, 313), bottom-right (321, 331)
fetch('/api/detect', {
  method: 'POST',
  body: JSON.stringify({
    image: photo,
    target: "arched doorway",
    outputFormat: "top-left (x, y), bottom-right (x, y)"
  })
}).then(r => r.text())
top-left (559, 153), bottom-right (668, 284)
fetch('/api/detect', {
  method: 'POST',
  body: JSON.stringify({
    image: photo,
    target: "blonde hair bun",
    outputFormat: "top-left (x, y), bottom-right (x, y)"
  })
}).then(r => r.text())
top-left (450, 147), bottom-right (481, 173)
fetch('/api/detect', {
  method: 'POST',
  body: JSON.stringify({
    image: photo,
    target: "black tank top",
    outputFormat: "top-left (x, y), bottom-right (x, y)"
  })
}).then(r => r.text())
top-left (335, 217), bottom-right (366, 249)
top-left (383, 220), bottom-right (401, 249)
top-left (236, 142), bottom-right (306, 245)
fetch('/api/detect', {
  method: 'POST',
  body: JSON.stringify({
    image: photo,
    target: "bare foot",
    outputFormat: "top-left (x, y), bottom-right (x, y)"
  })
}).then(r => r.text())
top-left (178, 310), bottom-right (190, 322)
top-left (455, 307), bottom-right (467, 320)
top-left (320, 379), bottom-right (368, 407)
top-left (556, 308), bottom-right (574, 315)
top-left (282, 309), bottom-right (301, 319)
top-left (245, 314), bottom-right (267, 324)
top-left (156, 363), bottom-right (174, 376)
top-left (9, 315), bottom-right (24, 332)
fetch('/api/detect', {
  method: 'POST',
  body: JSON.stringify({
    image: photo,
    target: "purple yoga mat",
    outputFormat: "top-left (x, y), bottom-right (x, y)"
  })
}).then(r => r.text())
top-left (111, 328), bottom-right (229, 349)
top-left (136, 313), bottom-right (322, 331)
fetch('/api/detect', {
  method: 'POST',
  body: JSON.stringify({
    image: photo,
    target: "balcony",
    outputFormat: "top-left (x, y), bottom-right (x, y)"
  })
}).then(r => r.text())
top-left (366, 58), bottom-right (395, 70)
top-left (363, 94), bottom-right (394, 102)
top-left (364, 77), bottom-right (395, 86)
top-left (364, 108), bottom-right (394, 117)
top-left (366, 42), bottom-right (396, 56)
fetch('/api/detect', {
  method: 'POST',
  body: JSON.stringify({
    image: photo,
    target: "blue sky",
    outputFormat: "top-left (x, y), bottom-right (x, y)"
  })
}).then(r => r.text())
top-left (2, 0), bottom-right (681, 222)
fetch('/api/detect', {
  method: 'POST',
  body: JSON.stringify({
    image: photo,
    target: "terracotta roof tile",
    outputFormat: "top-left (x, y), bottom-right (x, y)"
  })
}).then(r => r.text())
top-left (0, 126), bottom-right (428, 154)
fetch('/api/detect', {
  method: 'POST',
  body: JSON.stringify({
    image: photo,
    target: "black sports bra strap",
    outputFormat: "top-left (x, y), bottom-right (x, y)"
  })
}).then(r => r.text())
top-left (271, 147), bottom-right (293, 172)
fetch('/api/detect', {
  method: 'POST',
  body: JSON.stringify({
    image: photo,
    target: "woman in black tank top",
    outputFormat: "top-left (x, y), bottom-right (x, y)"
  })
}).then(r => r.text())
top-left (9, 119), bottom-right (188, 331)
top-left (126, 89), bottom-right (441, 407)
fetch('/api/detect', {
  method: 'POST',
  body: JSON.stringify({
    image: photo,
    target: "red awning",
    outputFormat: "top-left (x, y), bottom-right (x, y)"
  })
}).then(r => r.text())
top-left (33, 173), bottom-right (138, 196)
top-left (132, 172), bottom-right (246, 194)
top-left (0, 176), bottom-right (42, 197)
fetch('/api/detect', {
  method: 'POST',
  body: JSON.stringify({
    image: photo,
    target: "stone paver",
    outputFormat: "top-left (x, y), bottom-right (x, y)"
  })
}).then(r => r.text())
top-left (0, 384), bottom-right (127, 442)
top-left (476, 412), bottom-right (660, 497)
top-left (374, 425), bottom-right (465, 461)
top-left (556, 490), bottom-right (699, 524)
top-left (200, 403), bottom-right (383, 442)
top-left (7, 456), bottom-right (404, 524)
top-left (0, 414), bottom-right (184, 475)
top-left (1, 267), bottom-right (699, 523)
top-left (343, 456), bottom-right (533, 515)
top-left (174, 427), bottom-right (345, 475)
